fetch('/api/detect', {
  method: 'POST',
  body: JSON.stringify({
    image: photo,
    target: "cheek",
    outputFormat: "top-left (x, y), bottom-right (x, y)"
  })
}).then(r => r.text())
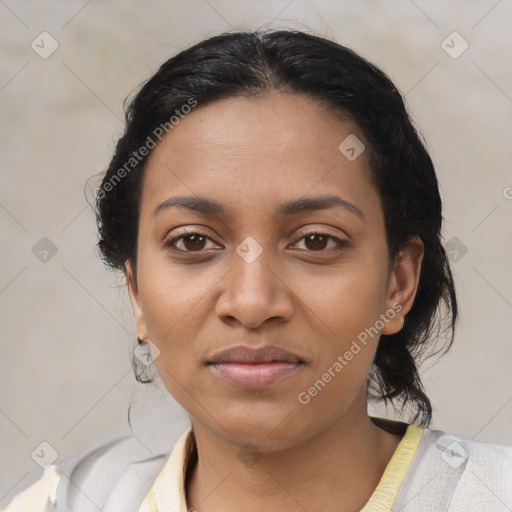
top-left (293, 276), bottom-right (382, 427)
top-left (137, 252), bottom-right (221, 338)
top-left (291, 256), bottom-right (388, 399)
top-left (136, 259), bottom-right (218, 389)
top-left (294, 256), bottom-right (389, 348)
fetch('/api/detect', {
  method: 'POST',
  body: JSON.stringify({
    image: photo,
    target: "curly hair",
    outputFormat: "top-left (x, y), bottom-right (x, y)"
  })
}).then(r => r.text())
top-left (94, 29), bottom-right (458, 428)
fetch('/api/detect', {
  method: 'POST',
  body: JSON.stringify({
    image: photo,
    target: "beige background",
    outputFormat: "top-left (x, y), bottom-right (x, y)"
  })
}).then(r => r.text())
top-left (1, 0), bottom-right (511, 506)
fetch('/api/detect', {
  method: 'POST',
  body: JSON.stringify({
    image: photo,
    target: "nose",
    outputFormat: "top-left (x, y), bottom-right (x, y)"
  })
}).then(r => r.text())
top-left (215, 247), bottom-right (294, 329)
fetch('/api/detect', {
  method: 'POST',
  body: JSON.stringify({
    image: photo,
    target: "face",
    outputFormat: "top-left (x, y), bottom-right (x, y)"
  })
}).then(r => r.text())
top-left (126, 93), bottom-right (423, 451)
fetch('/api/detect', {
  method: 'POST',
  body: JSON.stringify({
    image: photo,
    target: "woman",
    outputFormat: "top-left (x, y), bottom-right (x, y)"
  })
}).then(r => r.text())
top-left (4, 29), bottom-right (512, 512)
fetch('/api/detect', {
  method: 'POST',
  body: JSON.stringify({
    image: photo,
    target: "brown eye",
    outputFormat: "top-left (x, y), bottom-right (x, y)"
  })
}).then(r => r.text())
top-left (291, 232), bottom-right (348, 254)
top-left (304, 234), bottom-right (329, 251)
top-left (182, 234), bottom-right (207, 251)
top-left (163, 232), bottom-right (216, 252)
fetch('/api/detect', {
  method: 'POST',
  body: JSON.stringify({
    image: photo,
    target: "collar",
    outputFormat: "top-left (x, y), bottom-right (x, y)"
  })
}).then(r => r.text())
top-left (138, 422), bottom-right (423, 512)
top-left (138, 427), bottom-right (195, 512)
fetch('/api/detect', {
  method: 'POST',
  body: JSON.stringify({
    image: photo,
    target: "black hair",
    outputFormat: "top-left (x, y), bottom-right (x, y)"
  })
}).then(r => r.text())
top-left (94, 29), bottom-right (457, 428)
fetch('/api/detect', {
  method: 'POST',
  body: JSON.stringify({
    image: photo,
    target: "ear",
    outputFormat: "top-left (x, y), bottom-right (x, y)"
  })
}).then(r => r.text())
top-left (125, 260), bottom-right (148, 340)
top-left (381, 236), bottom-right (424, 335)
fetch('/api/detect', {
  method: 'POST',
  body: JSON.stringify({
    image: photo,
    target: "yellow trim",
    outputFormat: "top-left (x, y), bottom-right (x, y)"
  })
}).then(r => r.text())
top-left (360, 424), bottom-right (423, 512)
top-left (138, 428), bottom-right (193, 512)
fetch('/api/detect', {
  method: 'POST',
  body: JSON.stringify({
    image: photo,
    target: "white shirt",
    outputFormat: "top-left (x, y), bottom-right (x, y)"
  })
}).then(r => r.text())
top-left (3, 419), bottom-right (512, 511)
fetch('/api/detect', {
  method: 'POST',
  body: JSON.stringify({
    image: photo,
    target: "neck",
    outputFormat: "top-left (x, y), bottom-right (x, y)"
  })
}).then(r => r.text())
top-left (185, 407), bottom-right (403, 512)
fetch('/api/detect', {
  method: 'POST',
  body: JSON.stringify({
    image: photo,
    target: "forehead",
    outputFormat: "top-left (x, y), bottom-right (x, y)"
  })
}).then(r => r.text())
top-left (140, 93), bottom-right (379, 222)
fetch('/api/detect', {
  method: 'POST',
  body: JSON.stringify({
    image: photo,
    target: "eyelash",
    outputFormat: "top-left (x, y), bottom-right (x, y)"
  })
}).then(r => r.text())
top-left (162, 229), bottom-right (348, 255)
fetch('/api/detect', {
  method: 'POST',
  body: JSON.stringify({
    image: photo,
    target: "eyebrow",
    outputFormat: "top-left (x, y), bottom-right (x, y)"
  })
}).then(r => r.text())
top-left (152, 194), bottom-right (365, 221)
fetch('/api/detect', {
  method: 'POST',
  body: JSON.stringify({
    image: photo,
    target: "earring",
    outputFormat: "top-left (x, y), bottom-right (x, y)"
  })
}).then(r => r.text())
top-left (137, 336), bottom-right (144, 345)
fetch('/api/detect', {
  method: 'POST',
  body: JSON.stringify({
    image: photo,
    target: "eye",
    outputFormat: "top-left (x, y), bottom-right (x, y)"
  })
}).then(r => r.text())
top-left (290, 232), bottom-right (348, 253)
top-left (163, 230), bottom-right (348, 254)
top-left (163, 231), bottom-right (219, 252)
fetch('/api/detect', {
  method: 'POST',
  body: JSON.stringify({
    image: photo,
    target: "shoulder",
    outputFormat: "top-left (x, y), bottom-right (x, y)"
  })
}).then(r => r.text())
top-left (421, 427), bottom-right (512, 471)
top-left (393, 427), bottom-right (512, 512)
top-left (2, 435), bottom-right (170, 512)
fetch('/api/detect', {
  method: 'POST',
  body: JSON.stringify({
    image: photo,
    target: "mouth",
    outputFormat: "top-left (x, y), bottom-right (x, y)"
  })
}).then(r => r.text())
top-left (207, 344), bottom-right (305, 389)
top-left (208, 361), bottom-right (304, 389)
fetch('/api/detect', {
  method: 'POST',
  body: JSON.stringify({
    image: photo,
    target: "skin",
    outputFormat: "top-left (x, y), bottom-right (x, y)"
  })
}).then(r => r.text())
top-left (126, 92), bottom-right (424, 512)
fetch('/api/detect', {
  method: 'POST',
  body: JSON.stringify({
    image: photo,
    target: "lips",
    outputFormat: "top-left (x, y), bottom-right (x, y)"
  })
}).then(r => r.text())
top-left (207, 344), bottom-right (303, 365)
top-left (207, 345), bottom-right (304, 389)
